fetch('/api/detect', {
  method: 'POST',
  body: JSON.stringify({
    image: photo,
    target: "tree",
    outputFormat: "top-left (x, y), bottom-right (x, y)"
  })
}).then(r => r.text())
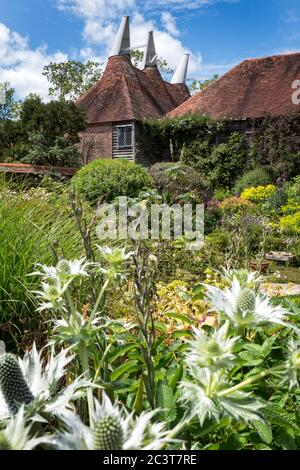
top-left (189, 74), bottom-right (219, 95)
top-left (0, 95), bottom-right (86, 165)
top-left (42, 61), bottom-right (103, 101)
top-left (20, 95), bottom-right (86, 145)
top-left (0, 82), bottom-right (20, 120)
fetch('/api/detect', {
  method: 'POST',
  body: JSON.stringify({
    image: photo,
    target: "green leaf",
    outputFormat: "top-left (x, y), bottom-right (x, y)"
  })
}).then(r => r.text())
top-left (220, 433), bottom-right (247, 450)
top-left (254, 421), bottom-right (273, 444)
top-left (166, 312), bottom-right (193, 324)
top-left (242, 343), bottom-right (263, 357)
top-left (171, 329), bottom-right (193, 339)
top-left (133, 378), bottom-right (144, 415)
top-left (166, 365), bottom-right (183, 390)
top-left (276, 428), bottom-right (297, 450)
top-left (110, 361), bottom-right (140, 381)
top-left (261, 336), bottom-right (277, 358)
top-left (156, 382), bottom-right (177, 423)
top-left (107, 344), bottom-right (137, 364)
top-left (192, 284), bottom-right (205, 301)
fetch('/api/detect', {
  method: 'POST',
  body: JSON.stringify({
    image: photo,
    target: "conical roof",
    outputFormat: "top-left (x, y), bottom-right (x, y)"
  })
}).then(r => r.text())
top-left (77, 55), bottom-right (190, 124)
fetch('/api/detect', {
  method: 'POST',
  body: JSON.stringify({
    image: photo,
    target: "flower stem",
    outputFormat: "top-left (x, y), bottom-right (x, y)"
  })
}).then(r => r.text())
top-left (91, 279), bottom-right (110, 320)
top-left (217, 364), bottom-right (284, 398)
top-left (78, 341), bottom-right (94, 428)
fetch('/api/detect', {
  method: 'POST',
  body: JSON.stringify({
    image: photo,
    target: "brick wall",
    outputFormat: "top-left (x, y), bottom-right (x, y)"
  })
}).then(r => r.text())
top-left (79, 124), bottom-right (113, 163)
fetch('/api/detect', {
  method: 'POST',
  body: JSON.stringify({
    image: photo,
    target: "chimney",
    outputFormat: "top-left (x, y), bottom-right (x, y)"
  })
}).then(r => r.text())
top-left (142, 31), bottom-right (157, 68)
top-left (109, 16), bottom-right (130, 58)
top-left (171, 53), bottom-right (190, 84)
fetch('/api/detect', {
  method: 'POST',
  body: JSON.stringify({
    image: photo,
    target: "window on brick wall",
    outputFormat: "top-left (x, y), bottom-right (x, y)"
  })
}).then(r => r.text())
top-left (117, 125), bottom-right (133, 147)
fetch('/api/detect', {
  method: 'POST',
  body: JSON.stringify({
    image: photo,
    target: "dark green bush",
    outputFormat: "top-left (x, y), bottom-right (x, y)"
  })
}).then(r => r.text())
top-left (73, 159), bottom-right (154, 203)
top-left (182, 132), bottom-right (247, 190)
top-left (234, 168), bottom-right (272, 194)
top-left (149, 162), bottom-right (210, 202)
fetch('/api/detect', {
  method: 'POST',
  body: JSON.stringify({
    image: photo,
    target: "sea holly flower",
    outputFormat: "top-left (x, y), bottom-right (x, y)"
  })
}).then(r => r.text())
top-left (52, 393), bottom-right (172, 450)
top-left (221, 268), bottom-right (262, 288)
top-left (0, 344), bottom-right (92, 420)
top-left (34, 280), bottom-right (68, 312)
top-left (0, 406), bottom-right (52, 450)
top-left (179, 367), bottom-right (264, 426)
top-left (97, 246), bottom-right (134, 282)
top-left (56, 258), bottom-right (91, 281)
top-left (0, 354), bottom-right (34, 414)
top-left (32, 258), bottom-right (90, 283)
top-left (186, 322), bottom-right (239, 369)
top-left (204, 277), bottom-right (291, 330)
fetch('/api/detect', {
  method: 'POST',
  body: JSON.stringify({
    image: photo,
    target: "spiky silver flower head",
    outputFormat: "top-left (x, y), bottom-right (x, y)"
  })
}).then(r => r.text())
top-left (0, 406), bottom-right (52, 450)
top-left (0, 344), bottom-right (92, 421)
top-left (53, 393), bottom-right (173, 450)
top-left (0, 354), bottom-right (34, 414)
top-left (186, 322), bottom-right (239, 369)
top-left (204, 276), bottom-right (292, 330)
top-left (94, 415), bottom-right (124, 450)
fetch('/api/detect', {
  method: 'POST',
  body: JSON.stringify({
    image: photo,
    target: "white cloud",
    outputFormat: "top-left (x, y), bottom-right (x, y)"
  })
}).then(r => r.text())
top-left (55, 0), bottom-right (203, 74)
top-left (144, 0), bottom-right (238, 11)
top-left (0, 23), bottom-right (67, 100)
top-left (161, 12), bottom-right (179, 37)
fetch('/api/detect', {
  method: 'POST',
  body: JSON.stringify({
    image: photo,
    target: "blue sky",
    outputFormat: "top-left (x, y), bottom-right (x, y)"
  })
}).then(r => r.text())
top-left (1, 0), bottom-right (300, 99)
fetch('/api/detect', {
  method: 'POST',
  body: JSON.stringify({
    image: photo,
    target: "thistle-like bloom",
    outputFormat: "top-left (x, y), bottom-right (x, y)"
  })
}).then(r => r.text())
top-left (0, 406), bottom-right (52, 450)
top-left (186, 322), bottom-right (239, 369)
top-left (0, 344), bottom-right (92, 420)
top-left (284, 337), bottom-right (300, 390)
top-left (221, 268), bottom-right (262, 288)
top-left (204, 278), bottom-right (291, 330)
top-left (52, 394), bottom-right (172, 450)
top-left (97, 246), bottom-right (134, 282)
top-left (34, 280), bottom-right (68, 312)
top-left (32, 258), bottom-right (90, 283)
top-left (180, 367), bottom-right (264, 426)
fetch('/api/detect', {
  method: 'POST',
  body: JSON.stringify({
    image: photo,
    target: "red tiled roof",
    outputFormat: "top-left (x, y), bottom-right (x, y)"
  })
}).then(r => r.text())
top-left (168, 52), bottom-right (300, 120)
top-left (77, 56), bottom-right (190, 124)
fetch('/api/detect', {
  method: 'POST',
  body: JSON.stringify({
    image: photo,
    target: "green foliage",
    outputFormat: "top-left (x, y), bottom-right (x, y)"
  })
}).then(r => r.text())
top-left (73, 159), bottom-right (154, 203)
top-left (19, 95), bottom-right (86, 145)
top-left (234, 168), bottom-right (272, 194)
top-left (21, 131), bottom-right (81, 167)
top-left (149, 162), bottom-right (209, 202)
top-left (0, 184), bottom-right (84, 344)
top-left (183, 132), bottom-right (247, 189)
top-left (137, 114), bottom-right (221, 166)
top-left (0, 95), bottom-right (86, 165)
top-left (42, 60), bottom-right (103, 101)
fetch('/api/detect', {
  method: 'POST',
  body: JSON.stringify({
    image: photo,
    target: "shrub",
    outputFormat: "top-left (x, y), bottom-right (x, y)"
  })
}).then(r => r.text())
top-left (149, 162), bottom-right (210, 202)
top-left (182, 132), bottom-right (247, 190)
top-left (234, 168), bottom-right (272, 194)
top-left (73, 159), bottom-right (154, 204)
top-left (279, 212), bottom-right (300, 235)
top-left (240, 185), bottom-right (276, 203)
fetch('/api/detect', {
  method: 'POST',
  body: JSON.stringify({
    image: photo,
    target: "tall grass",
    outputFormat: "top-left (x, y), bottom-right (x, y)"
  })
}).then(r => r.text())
top-left (0, 184), bottom-right (84, 350)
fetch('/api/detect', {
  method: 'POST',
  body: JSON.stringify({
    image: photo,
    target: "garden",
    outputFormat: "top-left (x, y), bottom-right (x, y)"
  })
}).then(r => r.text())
top-left (0, 94), bottom-right (300, 451)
